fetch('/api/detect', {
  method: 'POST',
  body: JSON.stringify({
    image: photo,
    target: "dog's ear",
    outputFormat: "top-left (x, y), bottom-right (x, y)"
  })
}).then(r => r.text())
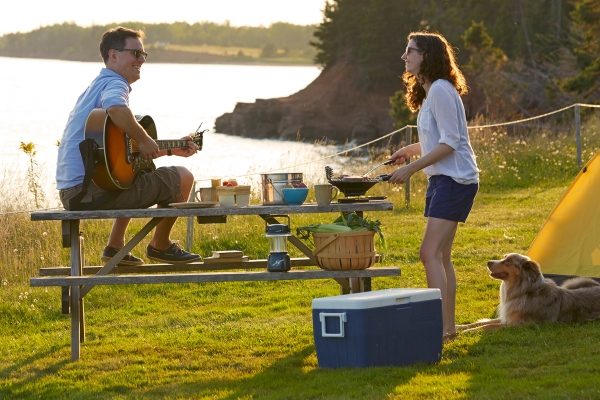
top-left (522, 260), bottom-right (541, 282)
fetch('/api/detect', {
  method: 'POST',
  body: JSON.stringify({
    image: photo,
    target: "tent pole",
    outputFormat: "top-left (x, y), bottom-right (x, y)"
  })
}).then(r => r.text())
top-left (575, 105), bottom-right (581, 169)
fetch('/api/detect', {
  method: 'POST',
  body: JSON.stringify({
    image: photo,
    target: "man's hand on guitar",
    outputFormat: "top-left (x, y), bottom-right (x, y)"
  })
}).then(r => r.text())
top-left (169, 136), bottom-right (198, 158)
top-left (137, 136), bottom-right (160, 160)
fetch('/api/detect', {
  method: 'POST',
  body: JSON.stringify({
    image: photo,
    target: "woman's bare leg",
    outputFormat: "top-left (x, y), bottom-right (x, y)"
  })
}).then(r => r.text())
top-left (419, 217), bottom-right (458, 338)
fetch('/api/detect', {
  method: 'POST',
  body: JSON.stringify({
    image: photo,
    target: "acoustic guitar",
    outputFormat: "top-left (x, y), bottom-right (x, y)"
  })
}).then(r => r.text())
top-left (84, 108), bottom-right (203, 191)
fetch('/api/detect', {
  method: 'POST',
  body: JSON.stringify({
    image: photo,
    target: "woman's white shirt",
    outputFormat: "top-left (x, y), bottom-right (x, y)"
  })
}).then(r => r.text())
top-left (417, 79), bottom-right (479, 184)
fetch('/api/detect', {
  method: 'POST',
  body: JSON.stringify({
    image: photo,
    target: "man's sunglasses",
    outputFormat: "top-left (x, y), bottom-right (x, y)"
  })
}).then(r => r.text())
top-left (115, 48), bottom-right (148, 59)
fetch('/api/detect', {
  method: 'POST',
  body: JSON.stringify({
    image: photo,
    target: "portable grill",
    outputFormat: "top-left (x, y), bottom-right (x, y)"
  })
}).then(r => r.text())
top-left (325, 166), bottom-right (386, 197)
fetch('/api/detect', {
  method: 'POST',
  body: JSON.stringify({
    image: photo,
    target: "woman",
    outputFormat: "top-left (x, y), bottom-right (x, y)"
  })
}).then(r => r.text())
top-left (389, 32), bottom-right (479, 342)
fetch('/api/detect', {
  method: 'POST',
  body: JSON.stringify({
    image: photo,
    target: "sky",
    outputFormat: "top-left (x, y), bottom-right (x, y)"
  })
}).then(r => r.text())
top-left (0, 0), bottom-right (327, 36)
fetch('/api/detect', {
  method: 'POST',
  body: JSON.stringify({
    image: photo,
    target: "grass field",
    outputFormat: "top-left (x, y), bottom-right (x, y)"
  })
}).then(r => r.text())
top-left (1, 113), bottom-right (600, 399)
top-left (165, 44), bottom-right (265, 58)
top-left (151, 44), bottom-right (315, 65)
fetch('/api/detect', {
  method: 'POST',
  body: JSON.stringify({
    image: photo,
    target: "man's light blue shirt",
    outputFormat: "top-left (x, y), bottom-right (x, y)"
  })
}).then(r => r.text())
top-left (56, 68), bottom-right (131, 190)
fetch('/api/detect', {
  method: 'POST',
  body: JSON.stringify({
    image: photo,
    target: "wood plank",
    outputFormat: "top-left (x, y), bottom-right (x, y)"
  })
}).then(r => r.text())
top-left (61, 220), bottom-right (71, 248)
top-left (31, 267), bottom-right (401, 286)
top-left (211, 250), bottom-right (244, 258)
top-left (30, 201), bottom-right (394, 221)
top-left (61, 286), bottom-right (70, 314)
top-left (39, 258), bottom-right (316, 276)
top-left (69, 221), bottom-right (81, 362)
top-left (203, 256), bottom-right (249, 263)
top-left (196, 215), bottom-right (227, 224)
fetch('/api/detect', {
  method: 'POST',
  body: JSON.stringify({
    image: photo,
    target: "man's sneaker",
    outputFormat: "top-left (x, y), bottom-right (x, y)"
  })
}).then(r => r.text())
top-left (146, 242), bottom-right (202, 264)
top-left (101, 246), bottom-right (144, 266)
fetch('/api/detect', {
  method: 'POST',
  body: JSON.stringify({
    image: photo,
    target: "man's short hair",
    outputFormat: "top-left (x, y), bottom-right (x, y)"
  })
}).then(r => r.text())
top-left (99, 27), bottom-right (145, 64)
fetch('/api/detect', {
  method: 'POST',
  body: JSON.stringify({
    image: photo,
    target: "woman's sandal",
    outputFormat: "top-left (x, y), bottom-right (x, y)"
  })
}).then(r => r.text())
top-left (443, 332), bottom-right (458, 344)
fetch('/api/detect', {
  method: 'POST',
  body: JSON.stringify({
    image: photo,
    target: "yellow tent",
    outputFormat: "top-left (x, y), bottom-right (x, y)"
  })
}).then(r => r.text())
top-left (527, 151), bottom-right (600, 282)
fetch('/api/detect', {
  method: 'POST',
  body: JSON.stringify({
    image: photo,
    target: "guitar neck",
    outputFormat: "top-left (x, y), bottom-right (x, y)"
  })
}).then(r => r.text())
top-left (155, 139), bottom-right (189, 150)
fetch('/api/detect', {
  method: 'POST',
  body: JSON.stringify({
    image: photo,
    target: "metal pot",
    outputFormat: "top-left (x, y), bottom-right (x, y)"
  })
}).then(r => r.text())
top-left (261, 173), bottom-right (303, 205)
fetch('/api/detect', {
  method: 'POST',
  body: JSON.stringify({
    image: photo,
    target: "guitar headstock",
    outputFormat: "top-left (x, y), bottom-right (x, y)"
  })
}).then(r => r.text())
top-left (190, 122), bottom-right (207, 151)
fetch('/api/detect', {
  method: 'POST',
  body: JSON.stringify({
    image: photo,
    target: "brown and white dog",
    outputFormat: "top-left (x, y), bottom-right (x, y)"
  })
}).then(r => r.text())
top-left (458, 253), bottom-right (600, 333)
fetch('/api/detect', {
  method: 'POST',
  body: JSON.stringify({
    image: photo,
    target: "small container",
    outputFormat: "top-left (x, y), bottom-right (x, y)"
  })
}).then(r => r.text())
top-left (196, 187), bottom-right (217, 202)
top-left (261, 173), bottom-right (303, 205)
top-left (216, 185), bottom-right (251, 207)
top-left (281, 187), bottom-right (309, 206)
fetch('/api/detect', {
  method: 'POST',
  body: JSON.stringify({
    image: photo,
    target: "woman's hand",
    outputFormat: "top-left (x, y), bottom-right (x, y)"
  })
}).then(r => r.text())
top-left (389, 143), bottom-right (421, 166)
top-left (389, 149), bottom-right (408, 166)
top-left (388, 164), bottom-right (416, 184)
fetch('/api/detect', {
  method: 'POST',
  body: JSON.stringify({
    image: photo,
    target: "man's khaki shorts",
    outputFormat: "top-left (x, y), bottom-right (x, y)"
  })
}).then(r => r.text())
top-left (59, 166), bottom-right (183, 210)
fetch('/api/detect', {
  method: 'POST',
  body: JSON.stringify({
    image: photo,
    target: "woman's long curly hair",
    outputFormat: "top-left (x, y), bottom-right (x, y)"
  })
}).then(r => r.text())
top-left (403, 32), bottom-right (468, 112)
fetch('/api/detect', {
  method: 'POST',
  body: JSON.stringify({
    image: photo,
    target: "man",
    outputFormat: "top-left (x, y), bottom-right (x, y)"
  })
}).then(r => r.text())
top-left (56, 26), bottom-right (201, 264)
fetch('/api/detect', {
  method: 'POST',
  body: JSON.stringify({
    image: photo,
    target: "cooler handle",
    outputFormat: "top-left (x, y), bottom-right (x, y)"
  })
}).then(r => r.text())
top-left (319, 312), bottom-right (347, 338)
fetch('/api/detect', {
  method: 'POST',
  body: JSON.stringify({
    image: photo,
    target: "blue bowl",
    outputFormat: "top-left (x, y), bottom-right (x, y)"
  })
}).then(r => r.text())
top-left (282, 187), bottom-right (309, 206)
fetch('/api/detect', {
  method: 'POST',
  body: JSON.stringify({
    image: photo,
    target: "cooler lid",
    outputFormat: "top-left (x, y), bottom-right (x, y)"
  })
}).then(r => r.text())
top-left (312, 288), bottom-right (441, 310)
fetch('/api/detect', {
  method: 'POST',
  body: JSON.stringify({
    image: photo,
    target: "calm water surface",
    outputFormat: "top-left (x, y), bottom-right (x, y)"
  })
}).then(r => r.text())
top-left (0, 57), bottom-right (345, 196)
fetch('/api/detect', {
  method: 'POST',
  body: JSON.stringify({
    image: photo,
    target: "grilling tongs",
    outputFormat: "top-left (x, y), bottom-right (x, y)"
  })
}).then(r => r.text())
top-left (364, 159), bottom-right (394, 177)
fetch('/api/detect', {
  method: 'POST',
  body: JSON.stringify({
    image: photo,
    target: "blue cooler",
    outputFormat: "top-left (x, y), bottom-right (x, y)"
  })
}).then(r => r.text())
top-left (312, 288), bottom-right (442, 368)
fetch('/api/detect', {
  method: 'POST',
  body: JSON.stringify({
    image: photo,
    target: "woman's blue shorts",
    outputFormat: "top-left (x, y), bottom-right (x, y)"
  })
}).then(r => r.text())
top-left (424, 175), bottom-right (478, 223)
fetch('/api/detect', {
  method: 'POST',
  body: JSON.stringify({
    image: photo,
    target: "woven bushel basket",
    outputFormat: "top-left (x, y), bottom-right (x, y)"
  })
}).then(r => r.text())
top-left (312, 230), bottom-right (376, 270)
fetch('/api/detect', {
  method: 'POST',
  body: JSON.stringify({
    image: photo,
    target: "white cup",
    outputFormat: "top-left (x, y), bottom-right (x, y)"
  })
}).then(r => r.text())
top-left (314, 184), bottom-right (339, 206)
top-left (196, 187), bottom-right (217, 202)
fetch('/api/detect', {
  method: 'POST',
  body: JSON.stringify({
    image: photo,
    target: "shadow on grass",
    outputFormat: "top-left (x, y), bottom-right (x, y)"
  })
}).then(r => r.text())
top-left (138, 345), bottom-right (436, 399)
top-left (453, 322), bottom-right (600, 398)
top-left (0, 345), bottom-right (70, 397)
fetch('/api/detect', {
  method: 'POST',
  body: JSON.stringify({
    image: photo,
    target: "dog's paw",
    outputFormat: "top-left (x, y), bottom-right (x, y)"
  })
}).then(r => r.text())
top-left (456, 319), bottom-right (495, 331)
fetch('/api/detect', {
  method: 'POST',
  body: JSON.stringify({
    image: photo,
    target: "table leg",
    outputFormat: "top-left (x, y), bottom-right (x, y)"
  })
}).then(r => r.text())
top-left (61, 287), bottom-right (70, 314)
top-left (186, 181), bottom-right (196, 251)
top-left (79, 235), bottom-right (85, 343)
top-left (61, 221), bottom-right (71, 314)
top-left (69, 219), bottom-right (81, 362)
top-left (334, 278), bottom-right (351, 295)
top-left (349, 277), bottom-right (372, 293)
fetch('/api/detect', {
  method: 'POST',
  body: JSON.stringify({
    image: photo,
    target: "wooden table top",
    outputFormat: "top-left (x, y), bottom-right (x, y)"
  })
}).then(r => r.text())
top-left (31, 200), bottom-right (394, 221)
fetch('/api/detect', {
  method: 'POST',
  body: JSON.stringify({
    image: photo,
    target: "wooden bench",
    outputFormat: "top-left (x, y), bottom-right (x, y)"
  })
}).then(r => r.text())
top-left (30, 201), bottom-right (399, 361)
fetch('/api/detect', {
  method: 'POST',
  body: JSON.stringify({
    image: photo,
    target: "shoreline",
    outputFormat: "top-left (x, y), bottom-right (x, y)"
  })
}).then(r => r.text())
top-left (0, 54), bottom-right (318, 68)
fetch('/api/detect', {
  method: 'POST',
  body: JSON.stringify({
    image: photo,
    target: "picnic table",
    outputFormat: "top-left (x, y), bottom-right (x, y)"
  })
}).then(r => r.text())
top-left (30, 200), bottom-right (399, 361)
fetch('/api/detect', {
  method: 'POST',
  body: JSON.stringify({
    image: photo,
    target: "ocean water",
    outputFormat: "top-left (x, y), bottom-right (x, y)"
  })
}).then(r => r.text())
top-left (0, 57), bottom-right (350, 198)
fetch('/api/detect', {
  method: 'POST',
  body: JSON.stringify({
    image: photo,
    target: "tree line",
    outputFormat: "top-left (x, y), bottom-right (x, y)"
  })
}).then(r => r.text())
top-left (0, 21), bottom-right (316, 62)
top-left (310, 0), bottom-right (599, 121)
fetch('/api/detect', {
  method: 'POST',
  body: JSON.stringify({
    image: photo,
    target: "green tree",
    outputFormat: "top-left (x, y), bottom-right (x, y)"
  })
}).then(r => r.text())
top-left (561, 0), bottom-right (600, 95)
top-left (389, 91), bottom-right (417, 128)
top-left (260, 43), bottom-right (278, 58)
top-left (0, 22), bottom-right (317, 61)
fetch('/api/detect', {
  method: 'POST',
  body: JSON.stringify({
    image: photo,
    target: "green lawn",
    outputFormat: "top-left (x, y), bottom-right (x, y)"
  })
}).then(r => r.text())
top-left (2, 185), bottom-right (600, 399)
top-left (2, 117), bottom-right (600, 398)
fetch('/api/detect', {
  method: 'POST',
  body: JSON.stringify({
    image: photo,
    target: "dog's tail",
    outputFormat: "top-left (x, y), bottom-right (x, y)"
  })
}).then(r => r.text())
top-left (561, 277), bottom-right (600, 290)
